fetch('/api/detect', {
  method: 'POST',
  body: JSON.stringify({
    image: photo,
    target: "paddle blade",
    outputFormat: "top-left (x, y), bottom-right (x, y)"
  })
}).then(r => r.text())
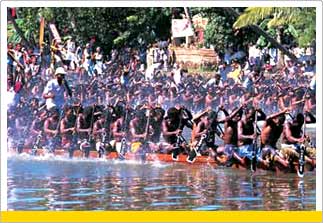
top-left (297, 169), bottom-right (304, 178)
top-left (186, 150), bottom-right (197, 163)
top-left (298, 145), bottom-right (305, 178)
top-left (172, 147), bottom-right (180, 161)
top-left (251, 158), bottom-right (257, 172)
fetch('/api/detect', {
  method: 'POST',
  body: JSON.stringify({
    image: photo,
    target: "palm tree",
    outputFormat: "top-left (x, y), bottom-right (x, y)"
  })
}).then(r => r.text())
top-left (232, 7), bottom-right (315, 66)
top-left (226, 7), bottom-right (315, 66)
top-left (233, 7), bottom-right (315, 32)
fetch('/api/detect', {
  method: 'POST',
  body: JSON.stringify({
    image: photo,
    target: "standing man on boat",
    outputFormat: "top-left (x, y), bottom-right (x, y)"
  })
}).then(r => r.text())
top-left (43, 67), bottom-right (72, 112)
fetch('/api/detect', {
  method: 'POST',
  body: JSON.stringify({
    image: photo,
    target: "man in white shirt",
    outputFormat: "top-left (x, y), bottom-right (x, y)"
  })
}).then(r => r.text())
top-left (43, 67), bottom-right (69, 111)
top-left (173, 63), bottom-right (182, 86)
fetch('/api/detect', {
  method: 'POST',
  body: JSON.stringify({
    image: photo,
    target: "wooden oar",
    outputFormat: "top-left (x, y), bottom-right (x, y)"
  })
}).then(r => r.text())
top-left (119, 106), bottom-right (130, 160)
top-left (82, 105), bottom-right (95, 158)
top-left (69, 106), bottom-right (81, 158)
top-left (140, 108), bottom-right (151, 161)
top-left (31, 131), bottom-right (43, 156)
top-left (187, 109), bottom-right (221, 163)
top-left (118, 92), bottom-right (131, 160)
top-left (251, 110), bottom-right (258, 172)
top-left (297, 112), bottom-right (306, 178)
top-left (172, 109), bottom-right (183, 161)
top-left (297, 87), bottom-right (310, 177)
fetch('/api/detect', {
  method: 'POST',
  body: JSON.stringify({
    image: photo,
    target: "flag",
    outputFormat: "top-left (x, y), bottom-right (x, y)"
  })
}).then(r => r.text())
top-left (49, 23), bottom-right (62, 43)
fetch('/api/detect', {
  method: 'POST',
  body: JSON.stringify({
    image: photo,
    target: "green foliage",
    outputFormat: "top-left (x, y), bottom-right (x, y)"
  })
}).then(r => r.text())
top-left (204, 15), bottom-right (233, 51)
top-left (7, 23), bottom-right (21, 43)
top-left (10, 7), bottom-right (172, 53)
top-left (233, 7), bottom-right (316, 47)
top-left (200, 8), bottom-right (258, 54)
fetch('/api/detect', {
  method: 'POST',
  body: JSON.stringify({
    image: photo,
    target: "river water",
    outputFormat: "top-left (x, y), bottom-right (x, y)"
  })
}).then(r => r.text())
top-left (7, 153), bottom-right (315, 211)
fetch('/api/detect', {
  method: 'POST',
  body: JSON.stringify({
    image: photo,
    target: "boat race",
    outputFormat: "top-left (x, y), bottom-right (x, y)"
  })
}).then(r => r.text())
top-left (3, 5), bottom-right (319, 212)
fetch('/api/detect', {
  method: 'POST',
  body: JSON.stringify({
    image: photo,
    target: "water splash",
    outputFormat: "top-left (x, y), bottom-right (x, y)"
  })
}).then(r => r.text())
top-left (8, 152), bottom-right (169, 169)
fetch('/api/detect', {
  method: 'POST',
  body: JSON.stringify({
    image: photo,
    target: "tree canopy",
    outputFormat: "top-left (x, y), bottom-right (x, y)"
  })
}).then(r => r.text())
top-left (196, 8), bottom-right (258, 54)
top-left (8, 7), bottom-right (316, 55)
top-left (233, 7), bottom-right (316, 47)
top-left (8, 7), bottom-right (173, 52)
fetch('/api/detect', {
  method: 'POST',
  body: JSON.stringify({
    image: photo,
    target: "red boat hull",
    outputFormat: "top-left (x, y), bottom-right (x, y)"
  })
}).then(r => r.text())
top-left (8, 148), bottom-right (315, 174)
top-left (8, 148), bottom-right (217, 166)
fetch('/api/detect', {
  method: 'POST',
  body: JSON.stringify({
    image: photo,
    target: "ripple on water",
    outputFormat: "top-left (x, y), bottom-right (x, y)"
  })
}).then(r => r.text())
top-left (7, 153), bottom-right (316, 211)
top-left (151, 202), bottom-right (182, 207)
top-left (12, 188), bottom-right (54, 193)
top-left (8, 197), bottom-right (46, 203)
top-left (110, 203), bottom-right (124, 207)
top-left (166, 196), bottom-right (186, 200)
top-left (70, 187), bottom-right (93, 191)
top-left (51, 200), bottom-right (86, 205)
top-left (144, 186), bottom-right (170, 191)
top-left (175, 188), bottom-right (189, 192)
top-left (27, 206), bottom-right (49, 211)
top-left (216, 197), bottom-right (262, 201)
top-left (192, 205), bottom-right (224, 211)
top-left (288, 196), bottom-right (302, 201)
top-left (50, 181), bottom-right (80, 185)
top-left (9, 206), bottom-right (49, 211)
top-left (70, 192), bottom-right (104, 197)
top-left (189, 194), bottom-right (202, 199)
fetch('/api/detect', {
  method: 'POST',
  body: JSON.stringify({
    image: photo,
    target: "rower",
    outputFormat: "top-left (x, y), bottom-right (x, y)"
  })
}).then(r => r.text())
top-left (215, 104), bottom-right (245, 166)
top-left (182, 88), bottom-right (194, 111)
top-left (76, 106), bottom-right (95, 157)
top-left (129, 109), bottom-right (153, 156)
top-left (193, 90), bottom-right (205, 113)
top-left (60, 106), bottom-right (76, 152)
top-left (281, 113), bottom-right (315, 169)
top-left (237, 107), bottom-right (266, 167)
top-left (112, 104), bottom-right (130, 157)
top-left (93, 111), bottom-right (112, 157)
top-left (43, 109), bottom-right (61, 153)
top-left (205, 86), bottom-right (217, 109)
top-left (187, 110), bottom-right (221, 163)
top-left (260, 108), bottom-right (290, 170)
top-left (29, 110), bottom-right (48, 148)
top-left (161, 107), bottom-right (187, 159)
top-left (93, 112), bottom-right (107, 139)
top-left (148, 107), bottom-right (165, 152)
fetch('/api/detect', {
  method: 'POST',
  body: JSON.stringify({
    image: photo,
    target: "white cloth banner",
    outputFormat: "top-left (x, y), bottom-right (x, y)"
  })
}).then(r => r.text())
top-left (172, 19), bottom-right (194, 38)
top-left (49, 23), bottom-right (62, 43)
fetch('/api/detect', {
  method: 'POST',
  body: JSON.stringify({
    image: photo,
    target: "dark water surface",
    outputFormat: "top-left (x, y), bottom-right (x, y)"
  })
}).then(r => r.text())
top-left (7, 154), bottom-right (315, 211)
